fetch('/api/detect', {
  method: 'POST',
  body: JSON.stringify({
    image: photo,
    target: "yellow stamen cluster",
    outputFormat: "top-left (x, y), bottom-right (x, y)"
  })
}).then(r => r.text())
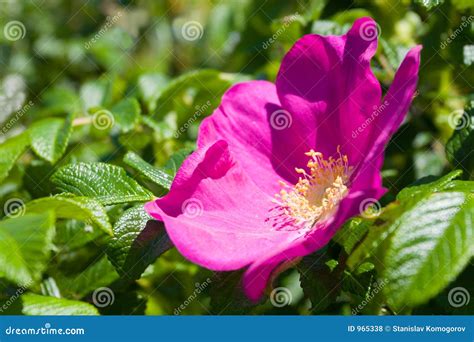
top-left (274, 148), bottom-right (352, 229)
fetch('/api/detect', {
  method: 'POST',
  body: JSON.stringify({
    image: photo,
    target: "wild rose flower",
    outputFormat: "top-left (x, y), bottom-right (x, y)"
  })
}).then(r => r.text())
top-left (145, 17), bottom-right (421, 301)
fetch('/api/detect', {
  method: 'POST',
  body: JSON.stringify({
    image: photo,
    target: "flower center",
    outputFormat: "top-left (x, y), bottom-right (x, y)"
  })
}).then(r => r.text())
top-left (271, 147), bottom-right (352, 230)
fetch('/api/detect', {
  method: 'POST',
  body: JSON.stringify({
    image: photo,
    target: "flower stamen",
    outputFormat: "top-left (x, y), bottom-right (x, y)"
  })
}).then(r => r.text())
top-left (270, 147), bottom-right (352, 230)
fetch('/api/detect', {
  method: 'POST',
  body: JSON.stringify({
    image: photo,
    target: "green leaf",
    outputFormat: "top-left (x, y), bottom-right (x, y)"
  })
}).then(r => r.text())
top-left (111, 98), bottom-right (140, 133)
top-left (414, 0), bottom-right (444, 9)
top-left (383, 191), bottom-right (474, 310)
top-left (21, 293), bottom-right (98, 315)
top-left (209, 271), bottom-right (257, 314)
top-left (80, 79), bottom-right (112, 110)
top-left (137, 73), bottom-right (169, 112)
top-left (397, 170), bottom-right (463, 201)
top-left (348, 173), bottom-right (471, 271)
top-left (106, 206), bottom-right (172, 280)
top-left (51, 162), bottom-right (155, 205)
top-left (54, 219), bottom-right (104, 250)
top-left (123, 151), bottom-right (172, 189)
top-left (26, 195), bottom-right (112, 236)
top-left (57, 256), bottom-right (119, 298)
top-left (298, 250), bottom-right (342, 312)
top-left (445, 180), bottom-right (474, 192)
top-left (164, 148), bottom-right (193, 176)
top-left (446, 105), bottom-right (474, 179)
top-left (333, 218), bottom-right (372, 254)
top-left (152, 70), bottom-right (246, 132)
top-left (29, 114), bottom-right (74, 163)
top-left (42, 87), bottom-right (81, 115)
top-left (0, 212), bottom-right (55, 285)
top-left (0, 133), bottom-right (29, 183)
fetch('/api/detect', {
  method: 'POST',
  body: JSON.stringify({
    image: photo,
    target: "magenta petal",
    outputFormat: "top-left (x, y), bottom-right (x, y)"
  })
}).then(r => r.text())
top-left (365, 46), bottom-right (422, 163)
top-left (276, 17), bottom-right (381, 164)
top-left (243, 187), bottom-right (386, 301)
top-left (353, 46), bottom-right (421, 191)
top-left (145, 140), bottom-right (302, 271)
top-left (198, 80), bottom-right (312, 192)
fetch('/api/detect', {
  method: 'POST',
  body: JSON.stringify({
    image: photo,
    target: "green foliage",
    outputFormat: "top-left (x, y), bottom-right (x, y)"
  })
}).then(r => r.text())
top-left (0, 133), bottom-right (29, 183)
top-left (106, 206), bottom-right (172, 280)
top-left (383, 191), bottom-right (474, 310)
top-left (21, 293), bottom-right (98, 315)
top-left (348, 171), bottom-right (474, 310)
top-left (446, 103), bottom-right (474, 179)
top-left (111, 98), bottom-right (141, 133)
top-left (333, 218), bottom-right (372, 255)
top-left (124, 152), bottom-right (173, 189)
top-left (51, 163), bottom-right (155, 205)
top-left (152, 69), bottom-right (247, 137)
top-left (209, 271), bottom-right (258, 314)
top-left (57, 256), bottom-right (119, 298)
top-left (26, 195), bottom-right (113, 236)
top-left (415, 0), bottom-right (444, 10)
top-left (29, 114), bottom-right (74, 164)
top-left (0, 213), bottom-right (55, 285)
top-left (298, 250), bottom-right (342, 313)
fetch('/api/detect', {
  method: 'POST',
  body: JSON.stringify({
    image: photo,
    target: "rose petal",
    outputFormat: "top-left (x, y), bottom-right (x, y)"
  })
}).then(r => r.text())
top-left (145, 140), bottom-right (303, 271)
top-left (276, 17), bottom-right (382, 165)
top-left (198, 80), bottom-right (314, 192)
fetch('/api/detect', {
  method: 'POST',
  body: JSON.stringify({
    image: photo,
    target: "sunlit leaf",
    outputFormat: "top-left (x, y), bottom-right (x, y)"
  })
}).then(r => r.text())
top-left (51, 162), bottom-right (155, 205)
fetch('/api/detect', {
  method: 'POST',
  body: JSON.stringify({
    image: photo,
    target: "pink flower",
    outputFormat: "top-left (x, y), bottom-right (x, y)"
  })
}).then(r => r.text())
top-left (145, 17), bottom-right (421, 301)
